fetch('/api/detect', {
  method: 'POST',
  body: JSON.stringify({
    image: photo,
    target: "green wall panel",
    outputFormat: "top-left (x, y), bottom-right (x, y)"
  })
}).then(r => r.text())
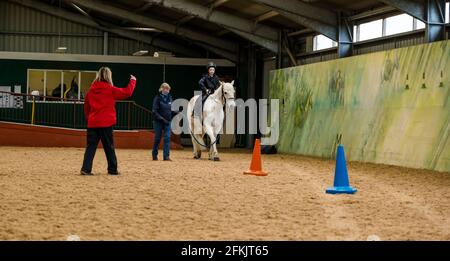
top-left (0, 58), bottom-right (236, 130)
top-left (270, 40), bottom-right (450, 172)
top-left (0, 59), bottom-right (236, 107)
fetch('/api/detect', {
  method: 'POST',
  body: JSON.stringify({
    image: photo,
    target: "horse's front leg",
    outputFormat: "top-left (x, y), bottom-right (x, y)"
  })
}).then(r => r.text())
top-left (191, 135), bottom-right (202, 159)
top-left (211, 142), bottom-right (219, 161)
top-left (205, 127), bottom-right (219, 161)
top-left (211, 126), bottom-right (223, 161)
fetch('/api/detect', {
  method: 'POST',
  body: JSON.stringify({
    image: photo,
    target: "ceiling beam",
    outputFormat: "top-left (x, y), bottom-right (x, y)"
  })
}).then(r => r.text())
top-left (7, 0), bottom-right (203, 57)
top-left (214, 10), bottom-right (279, 44)
top-left (120, 27), bottom-right (162, 33)
top-left (70, 3), bottom-right (96, 22)
top-left (252, 0), bottom-right (337, 26)
top-left (377, 0), bottom-right (426, 21)
top-left (175, 0), bottom-right (229, 26)
top-left (216, 29), bottom-right (229, 36)
top-left (251, 0), bottom-right (338, 40)
top-left (196, 42), bottom-right (237, 62)
top-left (255, 10), bottom-right (279, 23)
top-left (225, 27), bottom-right (278, 53)
top-left (209, 0), bottom-right (229, 9)
top-left (287, 28), bottom-right (314, 37)
top-left (68, 0), bottom-right (238, 53)
top-left (143, 0), bottom-right (278, 41)
top-left (135, 2), bottom-right (154, 13)
top-left (119, 2), bottom-right (155, 26)
top-left (271, 9), bottom-right (337, 40)
top-left (349, 6), bottom-right (397, 21)
top-left (177, 15), bottom-right (195, 25)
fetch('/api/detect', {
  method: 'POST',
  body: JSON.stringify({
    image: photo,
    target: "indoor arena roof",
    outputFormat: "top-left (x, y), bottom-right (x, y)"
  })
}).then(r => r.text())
top-left (9, 0), bottom-right (420, 59)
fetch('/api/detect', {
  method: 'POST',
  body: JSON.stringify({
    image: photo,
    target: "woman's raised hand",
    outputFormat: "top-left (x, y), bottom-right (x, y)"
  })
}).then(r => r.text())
top-left (130, 75), bottom-right (137, 81)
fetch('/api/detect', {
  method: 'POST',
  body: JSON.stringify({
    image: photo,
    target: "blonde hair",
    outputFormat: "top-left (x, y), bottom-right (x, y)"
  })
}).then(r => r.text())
top-left (159, 82), bottom-right (171, 92)
top-left (94, 67), bottom-right (113, 85)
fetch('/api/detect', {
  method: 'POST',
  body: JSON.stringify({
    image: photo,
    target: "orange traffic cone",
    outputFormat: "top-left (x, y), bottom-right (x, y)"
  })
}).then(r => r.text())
top-left (244, 139), bottom-right (268, 176)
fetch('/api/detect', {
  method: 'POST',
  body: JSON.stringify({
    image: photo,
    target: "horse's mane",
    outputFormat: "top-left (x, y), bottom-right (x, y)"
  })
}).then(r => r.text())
top-left (209, 81), bottom-right (234, 103)
top-left (212, 83), bottom-right (223, 98)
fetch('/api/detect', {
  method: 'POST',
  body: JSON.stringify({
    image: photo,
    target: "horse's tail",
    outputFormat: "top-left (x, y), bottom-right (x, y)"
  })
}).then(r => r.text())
top-left (186, 95), bottom-right (197, 134)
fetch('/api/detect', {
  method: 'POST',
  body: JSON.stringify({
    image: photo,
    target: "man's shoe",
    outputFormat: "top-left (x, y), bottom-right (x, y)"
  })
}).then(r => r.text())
top-left (80, 170), bottom-right (93, 176)
top-left (163, 158), bottom-right (172, 161)
top-left (108, 171), bottom-right (120, 175)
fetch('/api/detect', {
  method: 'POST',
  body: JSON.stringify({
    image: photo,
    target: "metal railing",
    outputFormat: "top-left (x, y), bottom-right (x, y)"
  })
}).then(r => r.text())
top-left (0, 90), bottom-right (153, 130)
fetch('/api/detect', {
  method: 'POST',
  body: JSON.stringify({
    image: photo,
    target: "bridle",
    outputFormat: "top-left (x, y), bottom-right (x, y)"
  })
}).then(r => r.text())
top-left (220, 83), bottom-right (235, 106)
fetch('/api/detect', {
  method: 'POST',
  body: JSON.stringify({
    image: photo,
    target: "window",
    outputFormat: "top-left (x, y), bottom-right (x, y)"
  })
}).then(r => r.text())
top-left (415, 19), bottom-right (426, 30)
top-left (358, 19), bottom-right (383, 41)
top-left (45, 71), bottom-right (62, 100)
top-left (80, 72), bottom-right (97, 99)
top-left (385, 14), bottom-right (413, 36)
top-left (63, 71), bottom-right (79, 99)
top-left (315, 4), bottom-right (450, 49)
top-left (355, 12), bottom-right (430, 42)
top-left (28, 70), bottom-right (45, 98)
top-left (27, 69), bottom-right (97, 102)
top-left (446, 2), bottom-right (449, 23)
top-left (313, 34), bottom-right (337, 51)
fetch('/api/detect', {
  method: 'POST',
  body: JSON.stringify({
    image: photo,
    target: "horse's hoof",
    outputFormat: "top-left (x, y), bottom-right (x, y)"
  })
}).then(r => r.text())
top-left (193, 156), bottom-right (201, 160)
top-left (213, 157), bottom-right (220, 161)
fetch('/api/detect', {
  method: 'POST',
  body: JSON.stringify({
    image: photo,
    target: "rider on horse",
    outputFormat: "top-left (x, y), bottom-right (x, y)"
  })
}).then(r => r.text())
top-left (193, 62), bottom-right (221, 118)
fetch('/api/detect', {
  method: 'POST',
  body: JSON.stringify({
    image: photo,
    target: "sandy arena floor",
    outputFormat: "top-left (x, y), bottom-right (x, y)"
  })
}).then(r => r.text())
top-left (0, 146), bottom-right (449, 241)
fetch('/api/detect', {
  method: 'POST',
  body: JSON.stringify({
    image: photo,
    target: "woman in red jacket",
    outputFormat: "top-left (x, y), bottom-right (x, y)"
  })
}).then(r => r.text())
top-left (81, 67), bottom-right (136, 176)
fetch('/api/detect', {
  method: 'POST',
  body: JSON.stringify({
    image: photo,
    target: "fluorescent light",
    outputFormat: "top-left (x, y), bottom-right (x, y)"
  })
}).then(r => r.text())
top-left (123, 27), bottom-right (161, 32)
top-left (132, 50), bottom-right (149, 56)
top-left (153, 51), bottom-right (173, 58)
top-left (56, 46), bottom-right (67, 53)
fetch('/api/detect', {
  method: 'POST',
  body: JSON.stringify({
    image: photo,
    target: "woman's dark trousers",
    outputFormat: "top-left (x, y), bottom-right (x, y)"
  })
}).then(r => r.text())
top-left (81, 126), bottom-right (118, 173)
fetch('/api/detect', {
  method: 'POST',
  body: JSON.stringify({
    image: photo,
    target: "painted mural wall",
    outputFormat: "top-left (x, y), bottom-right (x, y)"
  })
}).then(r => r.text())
top-left (270, 40), bottom-right (450, 172)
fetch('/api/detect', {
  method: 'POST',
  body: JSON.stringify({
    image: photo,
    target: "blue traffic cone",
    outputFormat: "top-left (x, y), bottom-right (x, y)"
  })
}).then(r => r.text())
top-left (326, 144), bottom-right (357, 194)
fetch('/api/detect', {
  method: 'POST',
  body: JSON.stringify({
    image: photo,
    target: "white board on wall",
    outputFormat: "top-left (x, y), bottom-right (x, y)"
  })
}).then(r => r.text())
top-left (14, 85), bottom-right (23, 109)
top-left (0, 86), bottom-right (12, 108)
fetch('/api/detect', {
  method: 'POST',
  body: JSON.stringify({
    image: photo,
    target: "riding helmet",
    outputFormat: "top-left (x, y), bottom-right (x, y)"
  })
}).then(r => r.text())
top-left (207, 61), bottom-right (216, 70)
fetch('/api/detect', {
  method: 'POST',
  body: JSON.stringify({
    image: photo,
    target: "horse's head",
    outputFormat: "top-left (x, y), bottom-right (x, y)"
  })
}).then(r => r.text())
top-left (221, 80), bottom-right (236, 111)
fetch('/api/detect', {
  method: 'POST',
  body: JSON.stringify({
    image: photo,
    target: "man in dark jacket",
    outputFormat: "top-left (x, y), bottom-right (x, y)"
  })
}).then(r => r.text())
top-left (193, 62), bottom-right (221, 118)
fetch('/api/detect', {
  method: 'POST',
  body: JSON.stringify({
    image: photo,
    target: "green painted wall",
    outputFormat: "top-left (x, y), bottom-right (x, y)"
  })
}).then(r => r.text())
top-left (270, 40), bottom-right (450, 172)
top-left (0, 59), bottom-right (235, 107)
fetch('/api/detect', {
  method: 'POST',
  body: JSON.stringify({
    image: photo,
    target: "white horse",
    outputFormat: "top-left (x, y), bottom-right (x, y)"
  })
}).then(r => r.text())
top-left (186, 81), bottom-right (236, 161)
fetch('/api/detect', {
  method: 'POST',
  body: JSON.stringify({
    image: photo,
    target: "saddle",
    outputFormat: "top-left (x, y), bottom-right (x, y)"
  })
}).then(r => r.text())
top-left (192, 92), bottom-right (211, 119)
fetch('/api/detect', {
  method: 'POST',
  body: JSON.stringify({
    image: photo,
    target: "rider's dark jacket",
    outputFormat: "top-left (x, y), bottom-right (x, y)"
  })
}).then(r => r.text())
top-left (198, 74), bottom-right (220, 96)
